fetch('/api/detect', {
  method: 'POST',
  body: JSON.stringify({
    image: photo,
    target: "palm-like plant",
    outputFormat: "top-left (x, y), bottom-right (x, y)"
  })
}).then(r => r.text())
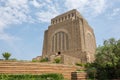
top-left (2, 52), bottom-right (11, 60)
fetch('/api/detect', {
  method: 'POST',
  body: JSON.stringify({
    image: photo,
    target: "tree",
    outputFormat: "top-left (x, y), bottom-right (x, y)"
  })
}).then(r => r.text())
top-left (95, 38), bottom-right (120, 79)
top-left (2, 52), bottom-right (11, 60)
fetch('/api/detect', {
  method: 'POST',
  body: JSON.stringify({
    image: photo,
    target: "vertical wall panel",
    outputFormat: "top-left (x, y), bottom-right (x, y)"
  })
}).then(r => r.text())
top-left (52, 32), bottom-right (69, 52)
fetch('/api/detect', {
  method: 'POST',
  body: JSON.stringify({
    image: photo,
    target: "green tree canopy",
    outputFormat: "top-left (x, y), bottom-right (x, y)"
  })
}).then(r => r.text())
top-left (95, 38), bottom-right (120, 79)
top-left (96, 38), bottom-right (120, 67)
top-left (2, 52), bottom-right (11, 60)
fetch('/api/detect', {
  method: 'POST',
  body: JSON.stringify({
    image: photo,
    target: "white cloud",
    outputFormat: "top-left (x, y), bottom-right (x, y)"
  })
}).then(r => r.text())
top-left (45, 0), bottom-right (51, 3)
top-left (0, 0), bottom-right (118, 43)
top-left (110, 8), bottom-right (120, 17)
top-left (0, 0), bottom-right (107, 28)
top-left (65, 0), bottom-right (106, 16)
top-left (35, 1), bottom-right (60, 23)
top-left (65, 0), bottom-right (88, 10)
top-left (0, 22), bottom-right (6, 32)
top-left (0, 0), bottom-right (33, 42)
top-left (0, 32), bottom-right (21, 42)
top-left (107, 8), bottom-right (120, 19)
top-left (30, 0), bottom-right (45, 8)
top-left (0, 0), bottom-right (32, 26)
top-left (36, 11), bottom-right (58, 23)
top-left (90, 0), bottom-right (106, 15)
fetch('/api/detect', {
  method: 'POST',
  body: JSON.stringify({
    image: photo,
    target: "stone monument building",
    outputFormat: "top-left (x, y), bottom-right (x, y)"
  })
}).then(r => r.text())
top-left (42, 9), bottom-right (96, 65)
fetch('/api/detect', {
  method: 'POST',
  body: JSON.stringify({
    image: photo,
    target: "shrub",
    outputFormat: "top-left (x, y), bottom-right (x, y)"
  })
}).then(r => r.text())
top-left (32, 59), bottom-right (38, 62)
top-left (86, 67), bottom-right (97, 79)
top-left (76, 69), bottom-right (86, 72)
top-left (75, 63), bottom-right (84, 67)
top-left (40, 57), bottom-right (49, 62)
top-left (54, 58), bottom-right (61, 63)
top-left (40, 73), bottom-right (64, 80)
top-left (0, 73), bottom-right (64, 80)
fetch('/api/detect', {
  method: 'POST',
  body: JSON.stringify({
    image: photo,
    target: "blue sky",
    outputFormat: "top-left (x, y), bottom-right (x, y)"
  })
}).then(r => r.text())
top-left (0, 0), bottom-right (120, 60)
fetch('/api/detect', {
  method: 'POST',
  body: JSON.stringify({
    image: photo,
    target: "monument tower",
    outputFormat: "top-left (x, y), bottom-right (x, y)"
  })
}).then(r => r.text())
top-left (42, 9), bottom-right (96, 64)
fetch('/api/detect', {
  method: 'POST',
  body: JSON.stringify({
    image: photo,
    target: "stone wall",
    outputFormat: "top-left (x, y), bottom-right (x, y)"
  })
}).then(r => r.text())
top-left (32, 56), bottom-right (41, 61)
top-left (0, 61), bottom-right (85, 80)
top-left (62, 54), bottom-right (81, 65)
top-left (71, 72), bottom-right (87, 80)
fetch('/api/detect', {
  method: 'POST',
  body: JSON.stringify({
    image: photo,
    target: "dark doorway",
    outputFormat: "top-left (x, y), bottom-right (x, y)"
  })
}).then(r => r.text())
top-left (58, 52), bottom-right (61, 55)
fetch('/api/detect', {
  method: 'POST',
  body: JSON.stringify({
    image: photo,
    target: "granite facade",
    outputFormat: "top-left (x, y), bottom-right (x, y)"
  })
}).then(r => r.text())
top-left (42, 9), bottom-right (96, 64)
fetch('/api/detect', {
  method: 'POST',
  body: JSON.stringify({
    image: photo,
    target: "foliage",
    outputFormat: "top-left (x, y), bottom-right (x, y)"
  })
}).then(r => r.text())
top-left (86, 38), bottom-right (120, 79)
top-left (95, 38), bottom-right (120, 79)
top-left (2, 52), bottom-right (11, 60)
top-left (32, 59), bottom-right (38, 62)
top-left (40, 57), bottom-right (49, 62)
top-left (75, 63), bottom-right (84, 67)
top-left (54, 58), bottom-right (61, 63)
top-left (86, 66), bottom-right (97, 79)
top-left (0, 73), bottom-right (64, 80)
top-left (39, 73), bottom-right (64, 80)
top-left (76, 69), bottom-right (86, 72)
top-left (84, 63), bottom-right (96, 79)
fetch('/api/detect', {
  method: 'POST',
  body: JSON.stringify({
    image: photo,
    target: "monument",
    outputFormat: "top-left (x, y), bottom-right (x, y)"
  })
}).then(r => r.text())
top-left (40, 9), bottom-right (96, 65)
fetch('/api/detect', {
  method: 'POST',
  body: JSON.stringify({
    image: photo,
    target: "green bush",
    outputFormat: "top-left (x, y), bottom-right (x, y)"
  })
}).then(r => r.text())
top-left (76, 69), bottom-right (86, 72)
top-left (32, 59), bottom-right (38, 62)
top-left (40, 57), bottom-right (49, 62)
top-left (86, 67), bottom-right (97, 79)
top-left (40, 73), bottom-right (64, 80)
top-left (75, 63), bottom-right (84, 67)
top-left (0, 73), bottom-right (64, 80)
top-left (54, 58), bottom-right (61, 63)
